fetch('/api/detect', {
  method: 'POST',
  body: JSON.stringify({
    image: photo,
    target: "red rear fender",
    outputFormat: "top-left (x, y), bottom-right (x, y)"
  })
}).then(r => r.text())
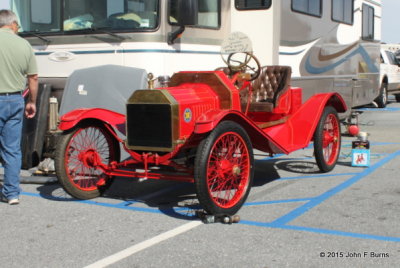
top-left (59, 108), bottom-right (126, 135)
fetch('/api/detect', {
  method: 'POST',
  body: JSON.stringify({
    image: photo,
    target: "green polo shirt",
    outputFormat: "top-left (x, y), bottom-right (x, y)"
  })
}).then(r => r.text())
top-left (0, 28), bottom-right (38, 93)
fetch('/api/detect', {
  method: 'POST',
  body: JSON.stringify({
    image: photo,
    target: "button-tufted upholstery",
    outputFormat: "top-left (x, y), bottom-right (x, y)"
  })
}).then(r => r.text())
top-left (247, 65), bottom-right (292, 112)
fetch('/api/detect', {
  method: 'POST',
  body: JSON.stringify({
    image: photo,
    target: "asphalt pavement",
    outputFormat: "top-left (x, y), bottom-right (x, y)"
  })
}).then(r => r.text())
top-left (1, 98), bottom-right (400, 268)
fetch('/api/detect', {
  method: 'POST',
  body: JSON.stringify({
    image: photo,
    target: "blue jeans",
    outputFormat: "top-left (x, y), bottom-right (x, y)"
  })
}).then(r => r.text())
top-left (0, 94), bottom-right (24, 200)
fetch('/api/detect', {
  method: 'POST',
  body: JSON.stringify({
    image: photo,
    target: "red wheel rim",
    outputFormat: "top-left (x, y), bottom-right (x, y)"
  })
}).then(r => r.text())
top-left (206, 132), bottom-right (251, 209)
top-left (322, 114), bottom-right (340, 166)
top-left (64, 126), bottom-right (115, 191)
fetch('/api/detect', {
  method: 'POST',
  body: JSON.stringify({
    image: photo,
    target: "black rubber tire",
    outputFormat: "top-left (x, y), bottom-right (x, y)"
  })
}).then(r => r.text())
top-left (194, 121), bottom-right (254, 215)
top-left (375, 83), bottom-right (388, 108)
top-left (55, 121), bottom-right (120, 199)
top-left (395, 94), bottom-right (400, 103)
top-left (313, 106), bottom-right (341, 173)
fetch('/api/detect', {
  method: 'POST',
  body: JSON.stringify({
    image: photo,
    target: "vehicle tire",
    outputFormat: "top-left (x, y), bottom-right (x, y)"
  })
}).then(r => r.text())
top-left (313, 106), bottom-right (341, 173)
top-left (194, 121), bottom-right (254, 215)
top-left (395, 94), bottom-right (400, 103)
top-left (375, 83), bottom-right (388, 108)
top-left (55, 121), bottom-right (120, 199)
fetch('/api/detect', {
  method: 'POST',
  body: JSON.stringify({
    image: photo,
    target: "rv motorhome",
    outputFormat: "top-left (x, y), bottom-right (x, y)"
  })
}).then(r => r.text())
top-left (9, 0), bottom-right (381, 168)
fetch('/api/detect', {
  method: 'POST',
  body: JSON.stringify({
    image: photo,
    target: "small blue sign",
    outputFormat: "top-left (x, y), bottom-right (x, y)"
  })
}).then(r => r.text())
top-left (351, 148), bottom-right (370, 167)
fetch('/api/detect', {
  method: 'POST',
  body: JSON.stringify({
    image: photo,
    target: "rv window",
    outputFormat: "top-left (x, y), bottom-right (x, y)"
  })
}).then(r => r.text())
top-left (31, 0), bottom-right (52, 24)
top-left (385, 51), bottom-right (398, 65)
top-left (292, 0), bottom-right (322, 17)
top-left (362, 4), bottom-right (374, 41)
top-left (169, 0), bottom-right (220, 29)
top-left (12, 0), bottom-right (62, 32)
top-left (63, 0), bottom-right (159, 31)
top-left (12, 0), bottom-right (159, 34)
top-left (235, 0), bottom-right (272, 10)
top-left (332, 0), bottom-right (353, 25)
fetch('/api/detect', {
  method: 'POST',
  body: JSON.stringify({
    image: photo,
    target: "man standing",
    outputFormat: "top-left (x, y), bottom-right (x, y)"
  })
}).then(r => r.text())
top-left (0, 9), bottom-right (38, 205)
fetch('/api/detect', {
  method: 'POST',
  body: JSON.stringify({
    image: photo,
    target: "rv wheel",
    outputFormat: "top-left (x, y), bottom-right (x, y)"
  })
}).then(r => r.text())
top-left (375, 83), bottom-right (388, 108)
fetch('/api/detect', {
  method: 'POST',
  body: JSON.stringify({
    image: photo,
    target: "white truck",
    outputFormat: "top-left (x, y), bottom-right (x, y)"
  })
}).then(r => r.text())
top-left (377, 47), bottom-right (400, 107)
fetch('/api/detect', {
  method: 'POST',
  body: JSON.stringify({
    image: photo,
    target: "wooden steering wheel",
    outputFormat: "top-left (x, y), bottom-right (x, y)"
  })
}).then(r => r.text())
top-left (226, 52), bottom-right (261, 81)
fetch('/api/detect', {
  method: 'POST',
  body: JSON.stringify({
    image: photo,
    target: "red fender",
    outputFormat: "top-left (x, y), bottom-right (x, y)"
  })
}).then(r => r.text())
top-left (194, 109), bottom-right (289, 154)
top-left (266, 93), bottom-right (347, 153)
top-left (59, 108), bottom-right (126, 136)
top-left (194, 93), bottom-right (346, 155)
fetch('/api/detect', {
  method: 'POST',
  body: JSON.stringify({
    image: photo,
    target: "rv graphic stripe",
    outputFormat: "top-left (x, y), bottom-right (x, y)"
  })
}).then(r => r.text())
top-left (35, 49), bottom-right (221, 56)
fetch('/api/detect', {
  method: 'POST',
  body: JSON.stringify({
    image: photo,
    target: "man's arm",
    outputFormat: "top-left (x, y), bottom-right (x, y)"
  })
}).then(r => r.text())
top-left (25, 74), bottom-right (38, 118)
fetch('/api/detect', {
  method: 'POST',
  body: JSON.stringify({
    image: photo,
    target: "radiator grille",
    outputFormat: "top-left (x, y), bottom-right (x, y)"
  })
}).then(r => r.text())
top-left (126, 104), bottom-right (172, 149)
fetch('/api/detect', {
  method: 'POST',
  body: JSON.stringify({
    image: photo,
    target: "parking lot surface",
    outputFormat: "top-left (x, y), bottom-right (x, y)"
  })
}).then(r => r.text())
top-left (1, 99), bottom-right (400, 268)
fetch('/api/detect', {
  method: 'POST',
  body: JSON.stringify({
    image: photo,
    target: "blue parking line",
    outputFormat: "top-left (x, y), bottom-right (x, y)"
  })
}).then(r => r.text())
top-left (240, 150), bottom-right (400, 242)
top-left (278, 172), bottom-right (358, 181)
top-left (281, 225), bottom-right (400, 243)
top-left (271, 150), bottom-right (400, 226)
top-left (357, 107), bottom-right (400, 112)
top-left (240, 221), bottom-right (400, 243)
top-left (18, 148), bottom-right (400, 243)
top-left (21, 191), bottom-right (197, 218)
top-left (245, 198), bottom-right (312, 206)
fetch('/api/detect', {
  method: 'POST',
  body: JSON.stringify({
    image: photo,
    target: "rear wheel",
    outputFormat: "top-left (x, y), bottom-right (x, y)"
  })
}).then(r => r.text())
top-left (194, 121), bottom-right (254, 215)
top-left (55, 121), bottom-right (120, 199)
top-left (313, 106), bottom-right (341, 173)
top-left (375, 83), bottom-right (388, 108)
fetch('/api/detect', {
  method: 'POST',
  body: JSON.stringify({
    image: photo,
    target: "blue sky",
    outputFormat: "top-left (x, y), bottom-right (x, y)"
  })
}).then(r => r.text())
top-left (0, 1), bottom-right (397, 43)
top-left (381, 0), bottom-right (400, 43)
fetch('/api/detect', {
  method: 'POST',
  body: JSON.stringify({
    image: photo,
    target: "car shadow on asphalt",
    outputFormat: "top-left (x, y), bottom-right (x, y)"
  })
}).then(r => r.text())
top-left (32, 158), bottom-right (330, 220)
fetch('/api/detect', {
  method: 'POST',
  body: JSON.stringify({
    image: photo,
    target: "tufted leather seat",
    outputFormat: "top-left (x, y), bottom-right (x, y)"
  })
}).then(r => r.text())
top-left (245, 65), bottom-right (292, 112)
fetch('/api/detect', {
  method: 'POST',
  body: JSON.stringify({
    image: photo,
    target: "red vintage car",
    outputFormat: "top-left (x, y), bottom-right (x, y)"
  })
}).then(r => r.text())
top-left (54, 52), bottom-right (346, 216)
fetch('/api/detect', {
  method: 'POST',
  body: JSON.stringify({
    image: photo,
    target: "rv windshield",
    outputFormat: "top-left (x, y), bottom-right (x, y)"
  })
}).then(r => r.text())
top-left (12, 0), bottom-right (159, 34)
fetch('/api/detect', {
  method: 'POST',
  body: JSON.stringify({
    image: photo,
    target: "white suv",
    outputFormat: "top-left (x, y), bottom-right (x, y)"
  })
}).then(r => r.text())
top-left (376, 49), bottom-right (400, 107)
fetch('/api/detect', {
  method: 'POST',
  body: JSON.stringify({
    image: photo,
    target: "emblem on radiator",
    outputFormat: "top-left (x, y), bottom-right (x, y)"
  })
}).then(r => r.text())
top-left (183, 108), bottom-right (192, 123)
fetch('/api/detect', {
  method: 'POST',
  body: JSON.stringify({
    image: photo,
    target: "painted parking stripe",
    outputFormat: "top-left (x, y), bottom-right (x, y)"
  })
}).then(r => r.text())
top-left (240, 221), bottom-right (400, 243)
top-left (84, 221), bottom-right (202, 268)
top-left (240, 150), bottom-right (400, 242)
top-left (271, 150), bottom-right (400, 226)
top-left (245, 197), bottom-right (312, 206)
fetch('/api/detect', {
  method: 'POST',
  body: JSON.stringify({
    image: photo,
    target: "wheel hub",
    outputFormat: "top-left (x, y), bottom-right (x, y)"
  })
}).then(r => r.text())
top-left (79, 149), bottom-right (100, 168)
top-left (219, 160), bottom-right (241, 176)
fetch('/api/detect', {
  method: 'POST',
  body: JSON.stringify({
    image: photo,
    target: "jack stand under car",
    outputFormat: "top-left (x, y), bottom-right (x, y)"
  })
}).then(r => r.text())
top-left (196, 211), bottom-right (241, 224)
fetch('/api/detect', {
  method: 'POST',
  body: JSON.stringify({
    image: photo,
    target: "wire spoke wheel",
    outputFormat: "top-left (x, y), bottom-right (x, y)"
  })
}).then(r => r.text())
top-left (195, 121), bottom-right (254, 215)
top-left (55, 121), bottom-right (120, 199)
top-left (207, 132), bottom-right (250, 208)
top-left (314, 106), bottom-right (341, 172)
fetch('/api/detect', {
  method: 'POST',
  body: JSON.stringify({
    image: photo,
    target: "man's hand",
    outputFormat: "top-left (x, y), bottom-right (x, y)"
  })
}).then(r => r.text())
top-left (25, 101), bottom-right (36, 118)
top-left (26, 74), bottom-right (38, 118)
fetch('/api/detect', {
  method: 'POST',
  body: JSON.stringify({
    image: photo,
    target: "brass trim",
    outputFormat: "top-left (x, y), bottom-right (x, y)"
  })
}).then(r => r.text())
top-left (126, 89), bottom-right (179, 152)
top-left (256, 117), bottom-right (287, 129)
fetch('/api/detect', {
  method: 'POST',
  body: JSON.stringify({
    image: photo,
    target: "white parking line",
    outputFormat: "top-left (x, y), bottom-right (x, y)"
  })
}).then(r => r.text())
top-left (84, 221), bottom-right (202, 268)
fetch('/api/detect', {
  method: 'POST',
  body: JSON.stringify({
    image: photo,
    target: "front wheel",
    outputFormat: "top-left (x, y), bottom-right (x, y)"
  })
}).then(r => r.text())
top-left (194, 121), bottom-right (254, 215)
top-left (55, 121), bottom-right (120, 199)
top-left (313, 106), bottom-right (341, 173)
